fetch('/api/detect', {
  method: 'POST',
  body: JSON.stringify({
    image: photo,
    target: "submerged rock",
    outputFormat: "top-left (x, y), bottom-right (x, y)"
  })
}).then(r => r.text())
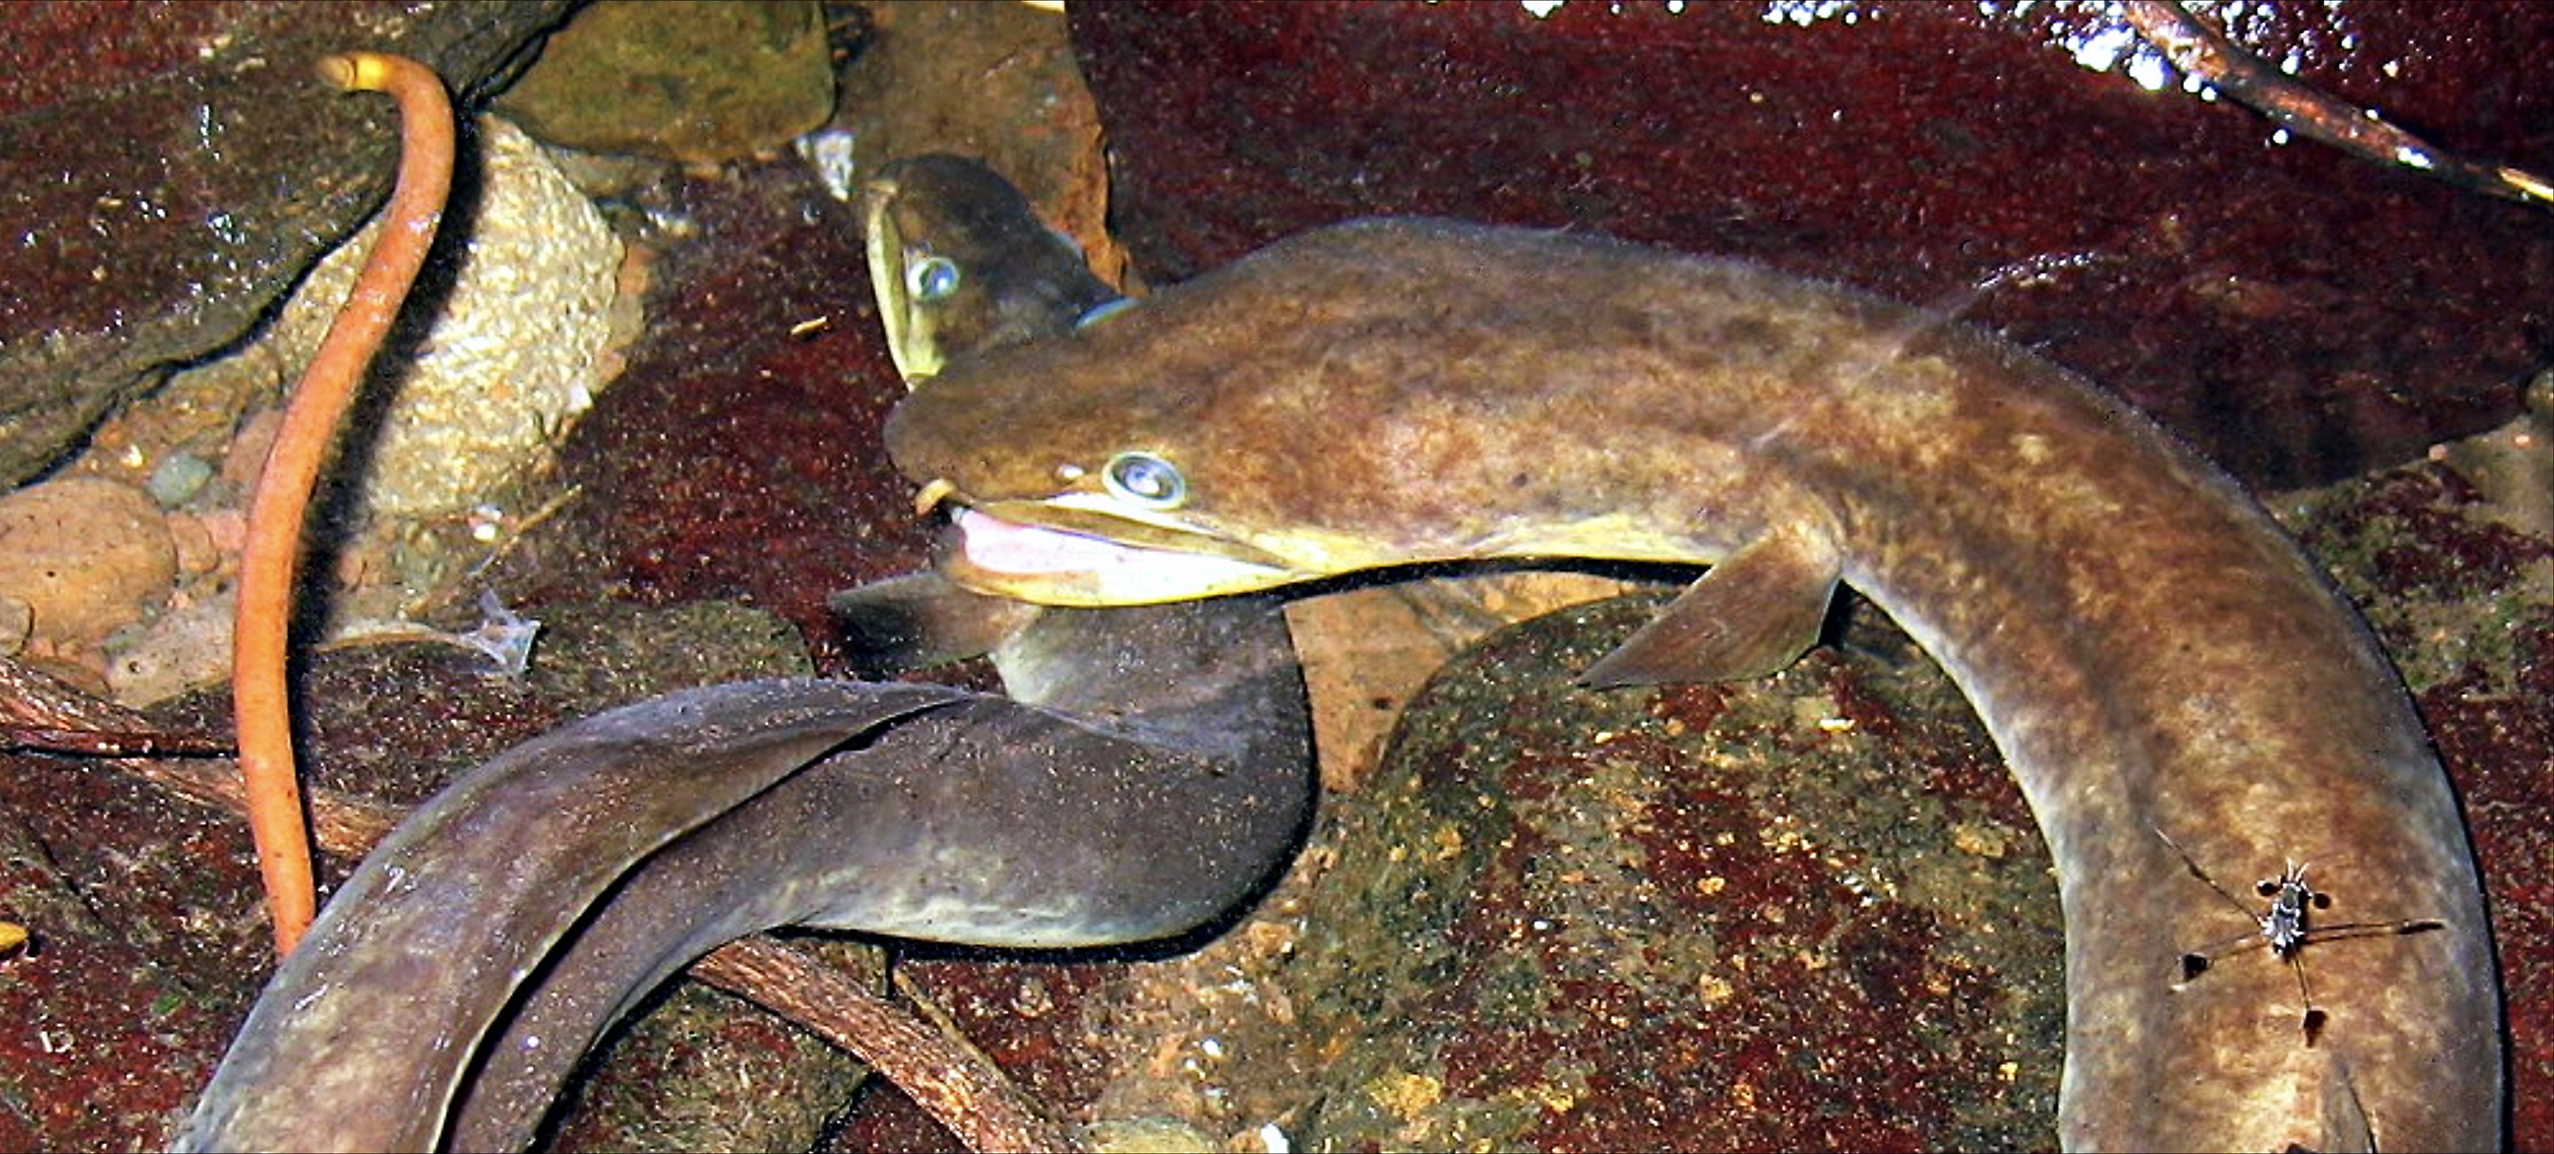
top-left (494, 0), bottom-right (838, 166)
top-left (0, 1), bottom-right (575, 489)
top-left (255, 114), bottom-right (629, 521)
top-left (0, 476), bottom-right (175, 654)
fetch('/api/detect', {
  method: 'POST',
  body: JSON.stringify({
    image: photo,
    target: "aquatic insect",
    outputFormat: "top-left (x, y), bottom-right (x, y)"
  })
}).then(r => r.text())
top-left (2155, 827), bottom-right (2444, 1046)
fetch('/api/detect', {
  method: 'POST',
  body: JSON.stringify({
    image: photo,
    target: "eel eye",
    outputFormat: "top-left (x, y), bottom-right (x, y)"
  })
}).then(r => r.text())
top-left (906, 254), bottom-right (960, 303)
top-left (1102, 451), bottom-right (1185, 509)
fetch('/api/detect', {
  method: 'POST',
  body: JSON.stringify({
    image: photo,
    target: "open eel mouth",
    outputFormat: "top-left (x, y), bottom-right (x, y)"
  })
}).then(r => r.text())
top-left (911, 479), bottom-right (1302, 607)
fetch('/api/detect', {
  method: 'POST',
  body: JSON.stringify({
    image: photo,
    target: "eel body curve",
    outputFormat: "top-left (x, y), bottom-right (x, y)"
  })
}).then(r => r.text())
top-left (174, 157), bottom-right (1315, 1151)
top-left (885, 218), bottom-right (2504, 1150)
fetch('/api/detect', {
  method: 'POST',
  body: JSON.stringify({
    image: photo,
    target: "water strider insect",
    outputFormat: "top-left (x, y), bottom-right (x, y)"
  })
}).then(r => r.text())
top-left (2154, 826), bottom-right (2445, 1046)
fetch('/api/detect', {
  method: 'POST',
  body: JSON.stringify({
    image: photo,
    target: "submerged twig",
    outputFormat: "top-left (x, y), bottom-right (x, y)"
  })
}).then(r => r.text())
top-left (231, 51), bottom-right (454, 958)
top-left (1, 651), bottom-right (401, 853)
top-left (694, 940), bottom-right (1086, 1154)
top-left (2124, 0), bottom-right (2554, 210)
top-left (1, 653), bottom-right (231, 757)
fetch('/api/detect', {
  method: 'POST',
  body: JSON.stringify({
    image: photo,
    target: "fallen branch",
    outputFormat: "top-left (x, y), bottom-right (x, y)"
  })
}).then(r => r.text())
top-left (2124, 0), bottom-right (2554, 209)
top-left (695, 939), bottom-right (1086, 1154)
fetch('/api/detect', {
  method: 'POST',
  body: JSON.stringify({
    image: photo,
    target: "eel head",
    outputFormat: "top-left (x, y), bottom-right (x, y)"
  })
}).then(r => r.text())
top-left (884, 220), bottom-right (1720, 608)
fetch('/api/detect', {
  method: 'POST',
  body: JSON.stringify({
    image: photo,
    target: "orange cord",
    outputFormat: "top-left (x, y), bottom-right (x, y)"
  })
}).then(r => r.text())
top-left (233, 51), bottom-right (454, 958)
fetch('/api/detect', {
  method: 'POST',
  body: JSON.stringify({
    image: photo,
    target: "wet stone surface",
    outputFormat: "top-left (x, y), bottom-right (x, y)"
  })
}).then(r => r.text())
top-left (0, 4), bottom-right (2547, 1150)
top-left (1275, 594), bottom-right (2063, 1151)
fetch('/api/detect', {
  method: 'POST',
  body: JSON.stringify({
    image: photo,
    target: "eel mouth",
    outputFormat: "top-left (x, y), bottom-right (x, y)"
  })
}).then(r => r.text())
top-left (911, 480), bottom-right (1299, 606)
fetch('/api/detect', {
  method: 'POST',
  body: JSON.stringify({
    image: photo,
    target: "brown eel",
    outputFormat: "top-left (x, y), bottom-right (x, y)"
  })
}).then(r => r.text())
top-left (884, 218), bottom-right (2505, 1150)
top-left (173, 156), bottom-right (1314, 1151)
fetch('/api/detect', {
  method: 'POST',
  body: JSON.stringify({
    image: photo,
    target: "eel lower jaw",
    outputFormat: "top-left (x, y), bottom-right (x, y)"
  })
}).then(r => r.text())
top-left (860, 184), bottom-right (933, 383)
top-left (937, 504), bottom-right (1304, 607)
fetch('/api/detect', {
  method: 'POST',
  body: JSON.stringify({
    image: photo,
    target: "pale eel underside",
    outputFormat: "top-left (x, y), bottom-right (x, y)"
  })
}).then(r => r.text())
top-left (173, 156), bottom-right (1314, 1152)
top-left (885, 218), bottom-right (2505, 1151)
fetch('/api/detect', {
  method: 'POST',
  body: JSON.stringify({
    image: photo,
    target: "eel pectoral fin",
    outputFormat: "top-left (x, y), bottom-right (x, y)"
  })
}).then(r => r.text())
top-left (1577, 526), bottom-right (1843, 687)
top-left (828, 569), bottom-right (1048, 677)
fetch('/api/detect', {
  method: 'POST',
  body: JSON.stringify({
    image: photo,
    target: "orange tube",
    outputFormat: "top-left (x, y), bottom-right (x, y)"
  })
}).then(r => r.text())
top-left (232, 51), bottom-right (453, 958)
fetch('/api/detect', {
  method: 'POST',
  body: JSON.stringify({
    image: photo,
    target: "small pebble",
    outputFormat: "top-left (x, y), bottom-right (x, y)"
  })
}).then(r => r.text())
top-left (0, 477), bottom-right (177, 650)
top-left (146, 450), bottom-right (216, 506)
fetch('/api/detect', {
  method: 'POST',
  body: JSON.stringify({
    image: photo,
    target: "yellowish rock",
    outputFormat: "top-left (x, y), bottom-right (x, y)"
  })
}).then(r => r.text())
top-left (0, 477), bottom-right (176, 649)
top-left (266, 114), bottom-right (627, 519)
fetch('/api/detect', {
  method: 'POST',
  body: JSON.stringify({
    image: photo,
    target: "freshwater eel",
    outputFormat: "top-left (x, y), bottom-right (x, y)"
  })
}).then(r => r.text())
top-left (862, 152), bottom-right (1124, 385)
top-left (173, 156), bottom-right (1314, 1151)
top-left (831, 151), bottom-right (1133, 679)
top-left (885, 218), bottom-right (2505, 1150)
top-left (840, 150), bottom-right (1310, 782)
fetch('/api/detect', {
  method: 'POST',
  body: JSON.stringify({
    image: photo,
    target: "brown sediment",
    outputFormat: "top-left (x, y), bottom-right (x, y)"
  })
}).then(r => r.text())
top-left (231, 51), bottom-right (453, 958)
